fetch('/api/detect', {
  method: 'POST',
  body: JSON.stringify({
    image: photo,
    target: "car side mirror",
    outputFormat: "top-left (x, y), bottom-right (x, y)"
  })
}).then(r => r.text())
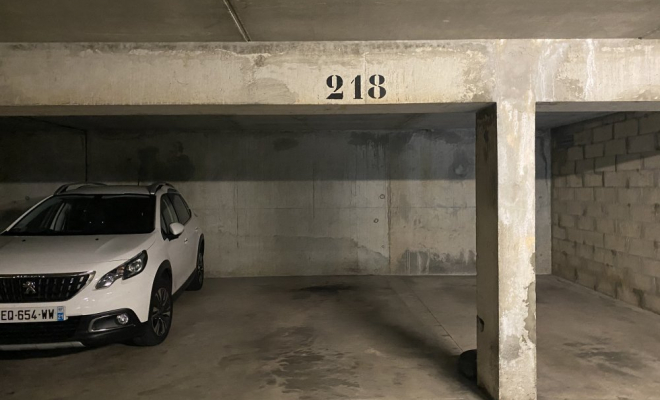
top-left (169, 222), bottom-right (185, 238)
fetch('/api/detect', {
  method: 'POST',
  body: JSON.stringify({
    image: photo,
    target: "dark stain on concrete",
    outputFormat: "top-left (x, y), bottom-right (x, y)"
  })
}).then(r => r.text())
top-left (397, 250), bottom-right (476, 275)
top-left (136, 377), bottom-right (190, 397)
top-left (0, 129), bottom-right (86, 182)
top-left (501, 334), bottom-right (522, 362)
top-left (9, 43), bottom-right (47, 51)
top-left (595, 362), bottom-right (636, 378)
top-left (449, 149), bottom-right (473, 179)
top-left (137, 141), bottom-right (195, 181)
top-left (524, 281), bottom-right (537, 345)
top-left (348, 132), bottom-right (389, 147)
top-left (437, 131), bottom-right (466, 145)
top-left (613, 280), bottom-right (624, 300)
top-left (579, 349), bottom-right (644, 372)
top-left (293, 284), bottom-right (355, 300)
top-left (239, 326), bottom-right (360, 399)
top-left (264, 236), bottom-right (389, 275)
top-left (564, 341), bottom-right (646, 373)
top-left (137, 146), bottom-right (160, 181)
top-left (298, 284), bottom-right (354, 294)
top-left (37, 40), bottom-right (489, 59)
top-left (632, 288), bottom-right (646, 308)
top-left (272, 137), bottom-right (299, 151)
top-left (254, 55), bottom-right (267, 67)
top-left (391, 371), bottom-right (405, 386)
top-left (388, 132), bottom-right (414, 151)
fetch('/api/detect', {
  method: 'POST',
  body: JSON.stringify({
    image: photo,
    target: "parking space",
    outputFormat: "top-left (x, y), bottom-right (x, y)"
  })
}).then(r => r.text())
top-left (2, 276), bottom-right (659, 400)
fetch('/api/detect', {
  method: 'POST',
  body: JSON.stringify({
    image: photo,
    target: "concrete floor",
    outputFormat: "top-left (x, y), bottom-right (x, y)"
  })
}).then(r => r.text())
top-left (1, 276), bottom-right (659, 400)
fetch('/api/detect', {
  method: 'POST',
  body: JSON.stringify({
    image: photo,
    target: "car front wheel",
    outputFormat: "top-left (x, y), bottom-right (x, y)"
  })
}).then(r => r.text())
top-left (134, 273), bottom-right (173, 346)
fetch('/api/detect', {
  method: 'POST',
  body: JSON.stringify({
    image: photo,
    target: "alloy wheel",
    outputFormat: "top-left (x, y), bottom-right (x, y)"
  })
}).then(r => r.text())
top-left (151, 287), bottom-right (172, 337)
top-left (197, 250), bottom-right (204, 285)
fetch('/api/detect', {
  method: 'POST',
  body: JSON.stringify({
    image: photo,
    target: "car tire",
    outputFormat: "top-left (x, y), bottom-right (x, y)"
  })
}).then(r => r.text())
top-left (133, 273), bottom-right (173, 346)
top-left (186, 240), bottom-right (204, 291)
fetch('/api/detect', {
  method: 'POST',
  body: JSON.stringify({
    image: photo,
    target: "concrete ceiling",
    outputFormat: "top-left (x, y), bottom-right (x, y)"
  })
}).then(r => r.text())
top-left (1, 0), bottom-right (660, 42)
top-left (0, 113), bottom-right (611, 132)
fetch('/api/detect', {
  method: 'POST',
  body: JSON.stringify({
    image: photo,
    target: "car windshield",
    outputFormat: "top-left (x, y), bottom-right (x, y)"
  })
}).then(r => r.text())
top-left (3, 195), bottom-right (156, 236)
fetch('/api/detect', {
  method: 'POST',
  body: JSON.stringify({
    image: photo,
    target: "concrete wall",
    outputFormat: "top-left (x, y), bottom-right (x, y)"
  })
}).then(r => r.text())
top-left (0, 121), bottom-right (87, 228)
top-left (0, 118), bottom-right (551, 277)
top-left (552, 112), bottom-right (660, 314)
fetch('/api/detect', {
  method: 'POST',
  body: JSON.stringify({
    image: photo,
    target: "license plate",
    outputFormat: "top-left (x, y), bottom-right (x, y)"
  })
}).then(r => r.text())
top-left (0, 306), bottom-right (66, 323)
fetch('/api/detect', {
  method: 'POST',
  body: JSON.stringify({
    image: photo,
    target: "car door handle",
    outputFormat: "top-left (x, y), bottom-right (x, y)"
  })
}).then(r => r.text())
top-left (184, 238), bottom-right (189, 244)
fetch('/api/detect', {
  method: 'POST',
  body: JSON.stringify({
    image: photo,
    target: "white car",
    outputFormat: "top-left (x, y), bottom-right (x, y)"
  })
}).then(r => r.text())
top-left (0, 182), bottom-right (204, 350)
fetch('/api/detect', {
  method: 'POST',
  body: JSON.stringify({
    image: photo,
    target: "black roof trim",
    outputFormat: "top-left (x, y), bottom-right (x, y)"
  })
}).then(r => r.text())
top-left (147, 182), bottom-right (176, 195)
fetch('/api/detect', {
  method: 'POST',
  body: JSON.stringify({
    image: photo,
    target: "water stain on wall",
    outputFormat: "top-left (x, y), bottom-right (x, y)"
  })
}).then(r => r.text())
top-left (272, 137), bottom-right (299, 151)
top-left (263, 235), bottom-right (389, 275)
top-left (137, 141), bottom-right (195, 181)
top-left (436, 131), bottom-right (466, 145)
top-left (1, 123), bottom-right (493, 276)
top-left (348, 132), bottom-right (389, 147)
top-left (449, 149), bottom-right (473, 179)
top-left (396, 250), bottom-right (476, 275)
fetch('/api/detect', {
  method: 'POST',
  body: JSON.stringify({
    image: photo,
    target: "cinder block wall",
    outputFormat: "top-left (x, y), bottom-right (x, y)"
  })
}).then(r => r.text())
top-left (552, 112), bottom-right (660, 314)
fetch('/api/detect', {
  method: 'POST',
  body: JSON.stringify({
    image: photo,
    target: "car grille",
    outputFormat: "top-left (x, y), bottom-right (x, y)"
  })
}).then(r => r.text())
top-left (0, 317), bottom-right (82, 344)
top-left (0, 273), bottom-right (93, 303)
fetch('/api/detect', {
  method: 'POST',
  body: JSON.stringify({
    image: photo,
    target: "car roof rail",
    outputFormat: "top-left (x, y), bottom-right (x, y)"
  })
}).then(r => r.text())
top-left (147, 182), bottom-right (175, 195)
top-left (54, 182), bottom-right (107, 195)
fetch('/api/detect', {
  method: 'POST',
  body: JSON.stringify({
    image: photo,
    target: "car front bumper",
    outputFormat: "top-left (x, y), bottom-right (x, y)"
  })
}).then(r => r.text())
top-left (0, 309), bottom-right (145, 350)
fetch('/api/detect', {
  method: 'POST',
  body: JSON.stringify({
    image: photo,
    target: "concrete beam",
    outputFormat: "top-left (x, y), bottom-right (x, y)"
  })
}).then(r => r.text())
top-left (1, 40), bottom-right (660, 115)
top-left (476, 102), bottom-right (537, 399)
top-left (0, 42), bottom-right (495, 112)
top-left (535, 40), bottom-right (660, 103)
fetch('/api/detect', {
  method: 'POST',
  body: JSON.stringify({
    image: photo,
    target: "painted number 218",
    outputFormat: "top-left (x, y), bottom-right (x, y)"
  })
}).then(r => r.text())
top-left (326, 74), bottom-right (387, 100)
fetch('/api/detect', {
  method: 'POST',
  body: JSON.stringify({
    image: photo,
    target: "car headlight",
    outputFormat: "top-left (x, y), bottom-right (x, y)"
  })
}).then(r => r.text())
top-left (96, 251), bottom-right (148, 289)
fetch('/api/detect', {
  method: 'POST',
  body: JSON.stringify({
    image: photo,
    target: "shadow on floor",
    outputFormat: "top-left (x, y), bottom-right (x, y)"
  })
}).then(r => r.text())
top-left (0, 347), bottom-right (88, 360)
top-left (294, 280), bottom-right (489, 399)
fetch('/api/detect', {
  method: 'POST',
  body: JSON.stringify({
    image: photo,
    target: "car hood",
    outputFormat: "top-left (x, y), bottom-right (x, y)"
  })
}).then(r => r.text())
top-left (0, 234), bottom-right (156, 274)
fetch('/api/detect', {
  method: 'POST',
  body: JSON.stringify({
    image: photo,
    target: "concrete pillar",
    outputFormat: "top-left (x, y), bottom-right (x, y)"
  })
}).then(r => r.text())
top-left (475, 103), bottom-right (537, 399)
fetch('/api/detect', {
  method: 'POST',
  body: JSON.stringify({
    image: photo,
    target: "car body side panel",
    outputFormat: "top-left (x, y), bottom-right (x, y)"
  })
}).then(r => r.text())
top-left (182, 213), bottom-right (199, 281)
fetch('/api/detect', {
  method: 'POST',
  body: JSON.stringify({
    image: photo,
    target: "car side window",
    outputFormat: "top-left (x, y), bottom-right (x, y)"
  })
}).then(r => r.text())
top-left (160, 196), bottom-right (178, 235)
top-left (168, 194), bottom-right (191, 225)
